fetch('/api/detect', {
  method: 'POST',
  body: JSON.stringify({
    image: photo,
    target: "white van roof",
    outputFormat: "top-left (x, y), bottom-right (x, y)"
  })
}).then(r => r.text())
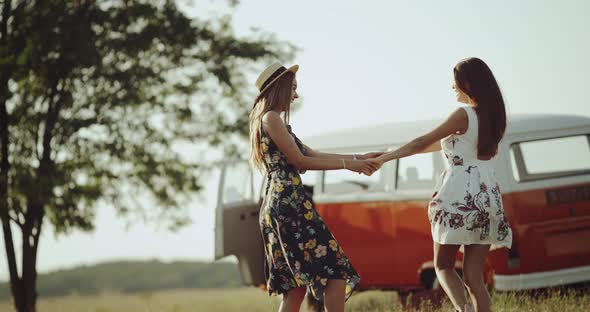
top-left (302, 114), bottom-right (590, 151)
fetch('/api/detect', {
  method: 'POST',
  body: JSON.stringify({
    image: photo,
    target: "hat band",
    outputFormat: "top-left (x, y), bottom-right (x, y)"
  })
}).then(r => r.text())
top-left (259, 66), bottom-right (287, 91)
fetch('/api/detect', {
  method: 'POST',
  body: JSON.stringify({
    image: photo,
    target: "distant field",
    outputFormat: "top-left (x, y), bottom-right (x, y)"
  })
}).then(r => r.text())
top-left (0, 287), bottom-right (589, 311)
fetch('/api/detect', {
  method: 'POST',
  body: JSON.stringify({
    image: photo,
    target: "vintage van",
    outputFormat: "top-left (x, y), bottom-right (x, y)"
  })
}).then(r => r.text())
top-left (214, 113), bottom-right (590, 293)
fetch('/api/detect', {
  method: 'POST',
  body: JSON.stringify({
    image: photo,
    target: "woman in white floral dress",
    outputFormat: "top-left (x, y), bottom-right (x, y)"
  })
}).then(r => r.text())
top-left (372, 57), bottom-right (512, 312)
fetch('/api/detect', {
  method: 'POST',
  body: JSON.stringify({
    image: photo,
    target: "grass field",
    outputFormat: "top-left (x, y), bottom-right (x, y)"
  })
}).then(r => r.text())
top-left (0, 287), bottom-right (589, 311)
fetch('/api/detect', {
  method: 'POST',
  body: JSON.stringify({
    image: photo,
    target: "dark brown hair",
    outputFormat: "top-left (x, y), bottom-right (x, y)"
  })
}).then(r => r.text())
top-left (249, 72), bottom-right (295, 169)
top-left (454, 58), bottom-right (506, 159)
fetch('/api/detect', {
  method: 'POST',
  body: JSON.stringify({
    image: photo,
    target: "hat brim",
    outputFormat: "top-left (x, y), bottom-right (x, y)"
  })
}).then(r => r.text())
top-left (258, 64), bottom-right (299, 95)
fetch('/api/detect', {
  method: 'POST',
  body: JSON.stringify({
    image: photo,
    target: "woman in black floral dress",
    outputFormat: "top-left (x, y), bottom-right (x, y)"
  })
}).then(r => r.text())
top-left (372, 58), bottom-right (512, 312)
top-left (249, 63), bottom-right (381, 312)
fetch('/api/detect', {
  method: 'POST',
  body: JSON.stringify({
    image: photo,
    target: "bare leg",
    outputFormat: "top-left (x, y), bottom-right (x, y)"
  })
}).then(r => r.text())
top-left (279, 287), bottom-right (306, 312)
top-left (434, 242), bottom-right (468, 311)
top-left (463, 244), bottom-right (491, 312)
top-left (324, 279), bottom-right (346, 312)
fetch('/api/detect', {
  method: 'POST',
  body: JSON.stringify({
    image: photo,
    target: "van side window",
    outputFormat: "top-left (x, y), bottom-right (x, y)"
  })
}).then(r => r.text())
top-left (323, 170), bottom-right (386, 194)
top-left (301, 170), bottom-right (321, 188)
top-left (510, 135), bottom-right (590, 181)
top-left (253, 168), bottom-right (264, 201)
top-left (397, 152), bottom-right (446, 190)
top-left (222, 162), bottom-right (254, 204)
top-left (322, 152), bottom-right (390, 194)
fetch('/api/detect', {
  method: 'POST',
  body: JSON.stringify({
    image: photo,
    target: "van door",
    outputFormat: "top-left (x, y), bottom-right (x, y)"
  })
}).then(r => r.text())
top-left (497, 133), bottom-right (590, 290)
top-left (214, 161), bottom-right (265, 286)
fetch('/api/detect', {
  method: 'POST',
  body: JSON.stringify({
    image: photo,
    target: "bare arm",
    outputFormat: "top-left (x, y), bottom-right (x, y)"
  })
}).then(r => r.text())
top-left (419, 141), bottom-right (442, 154)
top-left (377, 108), bottom-right (467, 163)
top-left (304, 145), bottom-right (384, 160)
top-left (303, 146), bottom-right (354, 160)
top-left (262, 111), bottom-right (378, 174)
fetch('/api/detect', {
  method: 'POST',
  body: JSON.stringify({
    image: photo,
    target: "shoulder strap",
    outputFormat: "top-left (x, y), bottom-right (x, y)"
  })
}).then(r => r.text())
top-left (461, 106), bottom-right (478, 138)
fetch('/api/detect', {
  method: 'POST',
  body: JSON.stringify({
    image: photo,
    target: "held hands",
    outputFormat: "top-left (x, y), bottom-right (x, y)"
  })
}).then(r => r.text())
top-left (350, 152), bottom-right (397, 175)
top-left (366, 157), bottom-right (385, 172)
top-left (347, 159), bottom-right (379, 176)
top-left (345, 152), bottom-right (386, 176)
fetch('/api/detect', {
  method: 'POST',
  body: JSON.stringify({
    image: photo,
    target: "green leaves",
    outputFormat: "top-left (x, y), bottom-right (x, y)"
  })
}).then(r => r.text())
top-left (1, 0), bottom-right (295, 232)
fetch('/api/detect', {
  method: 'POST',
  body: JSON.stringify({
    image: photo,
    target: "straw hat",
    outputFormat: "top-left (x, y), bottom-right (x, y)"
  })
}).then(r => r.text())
top-left (255, 62), bottom-right (299, 95)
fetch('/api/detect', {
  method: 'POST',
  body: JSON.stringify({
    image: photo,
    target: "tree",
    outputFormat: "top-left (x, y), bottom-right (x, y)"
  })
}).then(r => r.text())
top-left (0, 0), bottom-right (295, 311)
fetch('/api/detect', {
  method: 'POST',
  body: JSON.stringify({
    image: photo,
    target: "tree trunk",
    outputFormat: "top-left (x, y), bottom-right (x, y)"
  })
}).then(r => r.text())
top-left (24, 202), bottom-right (44, 312)
top-left (21, 222), bottom-right (39, 312)
top-left (0, 0), bottom-right (23, 309)
top-left (1, 61), bottom-right (26, 310)
top-left (0, 97), bottom-right (25, 312)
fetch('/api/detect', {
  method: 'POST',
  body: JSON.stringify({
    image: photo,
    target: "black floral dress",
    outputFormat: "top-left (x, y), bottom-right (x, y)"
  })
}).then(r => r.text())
top-left (428, 106), bottom-right (512, 249)
top-left (258, 124), bottom-right (360, 301)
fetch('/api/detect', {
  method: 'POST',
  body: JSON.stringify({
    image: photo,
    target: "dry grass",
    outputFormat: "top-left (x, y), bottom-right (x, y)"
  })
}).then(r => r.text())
top-left (0, 287), bottom-right (589, 311)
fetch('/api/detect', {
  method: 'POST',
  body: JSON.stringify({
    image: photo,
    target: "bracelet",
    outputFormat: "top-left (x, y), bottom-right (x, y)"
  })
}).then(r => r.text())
top-left (341, 159), bottom-right (346, 169)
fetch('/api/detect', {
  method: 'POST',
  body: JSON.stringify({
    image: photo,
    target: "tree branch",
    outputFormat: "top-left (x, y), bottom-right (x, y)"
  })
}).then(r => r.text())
top-left (8, 211), bottom-right (24, 229)
top-left (0, 0), bottom-right (11, 40)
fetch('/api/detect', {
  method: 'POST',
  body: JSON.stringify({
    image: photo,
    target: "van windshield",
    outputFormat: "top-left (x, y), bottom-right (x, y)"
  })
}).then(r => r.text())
top-left (397, 152), bottom-right (447, 191)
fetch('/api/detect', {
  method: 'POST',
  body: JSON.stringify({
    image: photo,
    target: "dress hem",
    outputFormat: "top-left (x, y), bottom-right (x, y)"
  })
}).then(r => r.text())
top-left (266, 276), bottom-right (360, 301)
top-left (432, 238), bottom-right (512, 250)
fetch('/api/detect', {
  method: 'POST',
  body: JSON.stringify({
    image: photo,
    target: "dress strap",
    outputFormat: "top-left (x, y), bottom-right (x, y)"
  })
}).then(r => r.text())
top-left (461, 106), bottom-right (478, 139)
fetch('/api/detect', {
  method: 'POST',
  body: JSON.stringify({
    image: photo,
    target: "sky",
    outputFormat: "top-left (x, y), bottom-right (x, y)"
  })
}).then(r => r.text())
top-left (1, 0), bottom-right (589, 282)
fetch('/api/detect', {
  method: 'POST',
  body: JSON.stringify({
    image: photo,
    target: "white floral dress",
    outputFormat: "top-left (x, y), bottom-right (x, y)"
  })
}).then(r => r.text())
top-left (428, 106), bottom-right (512, 249)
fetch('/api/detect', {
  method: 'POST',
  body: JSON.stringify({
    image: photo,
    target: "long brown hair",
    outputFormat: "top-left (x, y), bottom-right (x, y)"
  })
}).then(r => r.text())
top-left (249, 71), bottom-right (295, 170)
top-left (454, 58), bottom-right (506, 159)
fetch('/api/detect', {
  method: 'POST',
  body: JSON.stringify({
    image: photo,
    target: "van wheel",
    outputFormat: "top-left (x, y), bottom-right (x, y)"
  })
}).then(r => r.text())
top-left (420, 269), bottom-right (439, 290)
top-left (421, 269), bottom-right (462, 290)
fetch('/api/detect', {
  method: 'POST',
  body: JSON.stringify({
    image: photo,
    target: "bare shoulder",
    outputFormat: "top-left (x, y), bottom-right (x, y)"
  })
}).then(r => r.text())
top-left (262, 110), bottom-right (281, 122)
top-left (261, 111), bottom-right (284, 130)
top-left (447, 107), bottom-right (469, 134)
top-left (448, 107), bottom-right (468, 121)
top-left (425, 107), bottom-right (469, 140)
